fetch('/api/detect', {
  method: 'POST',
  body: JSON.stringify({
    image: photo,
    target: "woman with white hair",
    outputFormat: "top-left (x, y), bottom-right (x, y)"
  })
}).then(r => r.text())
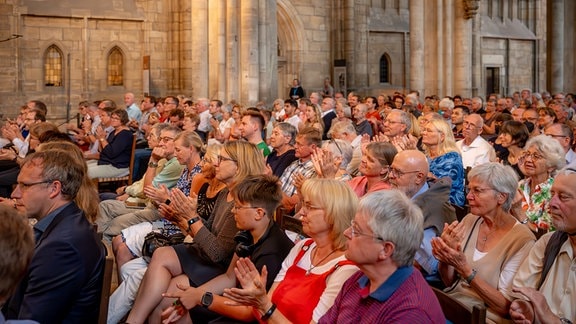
top-left (511, 134), bottom-right (566, 234)
top-left (311, 139), bottom-right (354, 181)
top-left (432, 163), bottom-right (535, 323)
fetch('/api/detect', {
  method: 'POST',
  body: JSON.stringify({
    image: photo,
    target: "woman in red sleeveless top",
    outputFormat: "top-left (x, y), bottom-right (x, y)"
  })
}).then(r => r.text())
top-left (222, 179), bottom-right (360, 323)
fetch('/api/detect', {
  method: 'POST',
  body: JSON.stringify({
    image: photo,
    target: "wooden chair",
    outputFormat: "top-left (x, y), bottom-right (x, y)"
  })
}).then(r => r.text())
top-left (432, 287), bottom-right (486, 324)
top-left (276, 207), bottom-right (307, 238)
top-left (94, 133), bottom-right (137, 189)
top-left (98, 252), bottom-right (114, 324)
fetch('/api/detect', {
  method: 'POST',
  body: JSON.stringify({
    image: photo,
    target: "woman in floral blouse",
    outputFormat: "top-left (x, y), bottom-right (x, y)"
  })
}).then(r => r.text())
top-left (512, 135), bottom-right (565, 234)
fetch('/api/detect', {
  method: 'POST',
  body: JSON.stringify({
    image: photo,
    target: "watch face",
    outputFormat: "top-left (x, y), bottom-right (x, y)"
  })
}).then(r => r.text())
top-left (202, 292), bottom-right (213, 307)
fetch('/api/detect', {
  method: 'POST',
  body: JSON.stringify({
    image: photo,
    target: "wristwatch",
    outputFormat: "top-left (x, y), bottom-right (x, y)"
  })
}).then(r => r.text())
top-left (148, 161), bottom-right (159, 168)
top-left (201, 291), bottom-right (213, 308)
top-left (187, 216), bottom-right (201, 232)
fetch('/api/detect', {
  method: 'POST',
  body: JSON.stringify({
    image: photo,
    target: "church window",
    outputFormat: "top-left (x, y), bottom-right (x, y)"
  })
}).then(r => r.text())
top-left (107, 47), bottom-right (124, 86)
top-left (44, 45), bottom-right (63, 87)
top-left (379, 54), bottom-right (390, 83)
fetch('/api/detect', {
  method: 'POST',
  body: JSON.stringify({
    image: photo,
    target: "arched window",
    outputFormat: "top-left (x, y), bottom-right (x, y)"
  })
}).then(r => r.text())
top-left (379, 54), bottom-right (390, 83)
top-left (107, 47), bottom-right (124, 86)
top-left (44, 45), bottom-right (63, 87)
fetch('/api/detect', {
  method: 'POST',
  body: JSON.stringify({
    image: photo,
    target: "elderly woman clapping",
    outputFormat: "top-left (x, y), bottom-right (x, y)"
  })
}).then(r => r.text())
top-left (511, 134), bottom-right (566, 233)
top-left (432, 163), bottom-right (535, 323)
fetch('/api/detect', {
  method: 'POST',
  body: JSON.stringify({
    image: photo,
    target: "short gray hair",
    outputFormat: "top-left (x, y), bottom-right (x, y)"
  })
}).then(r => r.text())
top-left (468, 162), bottom-right (518, 211)
top-left (275, 122), bottom-right (297, 146)
top-left (360, 190), bottom-right (423, 267)
top-left (524, 134), bottom-right (566, 173)
top-left (323, 139), bottom-right (353, 169)
top-left (389, 110), bottom-right (412, 135)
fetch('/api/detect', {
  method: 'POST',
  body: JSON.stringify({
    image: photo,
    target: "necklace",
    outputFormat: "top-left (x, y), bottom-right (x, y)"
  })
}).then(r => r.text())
top-left (480, 222), bottom-right (498, 248)
top-left (306, 247), bottom-right (338, 276)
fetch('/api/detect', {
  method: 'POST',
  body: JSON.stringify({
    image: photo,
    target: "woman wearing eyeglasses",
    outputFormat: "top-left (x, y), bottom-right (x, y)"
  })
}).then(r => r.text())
top-left (511, 135), bottom-right (565, 235)
top-left (125, 141), bottom-right (266, 323)
top-left (432, 163), bottom-right (535, 323)
top-left (213, 179), bottom-right (359, 324)
top-left (87, 108), bottom-right (134, 179)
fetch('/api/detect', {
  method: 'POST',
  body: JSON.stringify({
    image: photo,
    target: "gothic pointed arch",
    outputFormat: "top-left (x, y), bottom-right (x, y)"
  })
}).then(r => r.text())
top-left (44, 45), bottom-right (63, 87)
top-left (379, 53), bottom-right (391, 83)
top-left (107, 46), bottom-right (124, 86)
top-left (276, 0), bottom-right (306, 98)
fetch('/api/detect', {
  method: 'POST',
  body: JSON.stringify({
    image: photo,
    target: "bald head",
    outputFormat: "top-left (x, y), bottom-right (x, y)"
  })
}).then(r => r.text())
top-left (389, 150), bottom-right (429, 198)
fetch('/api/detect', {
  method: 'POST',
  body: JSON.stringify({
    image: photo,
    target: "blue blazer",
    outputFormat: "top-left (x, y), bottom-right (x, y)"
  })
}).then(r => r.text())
top-left (3, 202), bottom-right (105, 324)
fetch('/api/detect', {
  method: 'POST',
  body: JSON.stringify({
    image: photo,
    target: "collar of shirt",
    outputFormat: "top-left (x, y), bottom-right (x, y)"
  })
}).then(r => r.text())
top-left (357, 266), bottom-right (414, 302)
top-left (321, 109), bottom-right (334, 117)
top-left (411, 181), bottom-right (429, 200)
top-left (33, 201), bottom-right (73, 240)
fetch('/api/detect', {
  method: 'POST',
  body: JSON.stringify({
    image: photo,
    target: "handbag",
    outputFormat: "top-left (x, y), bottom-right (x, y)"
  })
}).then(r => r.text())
top-left (141, 231), bottom-right (186, 263)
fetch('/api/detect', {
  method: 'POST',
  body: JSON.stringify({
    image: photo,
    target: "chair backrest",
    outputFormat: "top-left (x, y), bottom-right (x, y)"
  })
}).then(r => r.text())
top-left (432, 287), bottom-right (486, 324)
top-left (95, 133), bottom-right (137, 186)
top-left (98, 255), bottom-right (114, 324)
top-left (125, 133), bottom-right (137, 185)
top-left (276, 207), bottom-right (307, 238)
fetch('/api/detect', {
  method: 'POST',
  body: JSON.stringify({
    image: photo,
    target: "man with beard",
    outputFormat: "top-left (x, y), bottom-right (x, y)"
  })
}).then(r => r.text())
top-left (388, 150), bottom-right (455, 286)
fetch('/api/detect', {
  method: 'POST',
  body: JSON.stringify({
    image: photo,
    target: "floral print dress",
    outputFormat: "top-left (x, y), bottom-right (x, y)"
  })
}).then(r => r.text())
top-left (518, 177), bottom-right (554, 231)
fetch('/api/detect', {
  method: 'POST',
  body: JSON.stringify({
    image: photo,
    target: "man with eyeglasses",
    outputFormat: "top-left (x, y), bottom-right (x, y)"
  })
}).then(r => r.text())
top-left (97, 126), bottom-right (184, 242)
top-left (318, 190), bottom-right (444, 323)
top-left (544, 123), bottom-right (576, 164)
top-left (2, 150), bottom-right (105, 322)
top-left (456, 113), bottom-right (496, 169)
top-left (388, 150), bottom-right (456, 286)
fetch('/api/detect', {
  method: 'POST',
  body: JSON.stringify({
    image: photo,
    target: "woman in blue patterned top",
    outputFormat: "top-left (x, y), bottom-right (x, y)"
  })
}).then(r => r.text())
top-left (421, 118), bottom-right (465, 206)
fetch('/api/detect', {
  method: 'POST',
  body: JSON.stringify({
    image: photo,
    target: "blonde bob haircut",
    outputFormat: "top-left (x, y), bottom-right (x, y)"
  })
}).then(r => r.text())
top-left (222, 141), bottom-right (266, 188)
top-left (423, 118), bottom-right (459, 156)
top-left (300, 178), bottom-right (359, 249)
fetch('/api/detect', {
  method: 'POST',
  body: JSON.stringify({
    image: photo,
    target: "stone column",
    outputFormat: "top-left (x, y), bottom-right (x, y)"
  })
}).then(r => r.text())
top-left (344, 0), bottom-right (355, 89)
top-left (210, 0), bottom-right (226, 100)
top-left (240, 0), bottom-right (259, 104)
top-left (549, 0), bottom-right (564, 93)
top-left (226, 0), bottom-right (239, 101)
top-left (409, 0), bottom-right (424, 95)
top-left (453, 0), bottom-right (473, 97)
top-left (443, 0), bottom-right (454, 95)
top-left (258, 0), bottom-right (277, 103)
top-left (191, 0), bottom-right (209, 97)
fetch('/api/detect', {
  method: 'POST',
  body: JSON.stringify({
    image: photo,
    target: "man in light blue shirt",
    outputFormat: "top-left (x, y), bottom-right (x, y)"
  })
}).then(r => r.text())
top-left (388, 150), bottom-right (456, 286)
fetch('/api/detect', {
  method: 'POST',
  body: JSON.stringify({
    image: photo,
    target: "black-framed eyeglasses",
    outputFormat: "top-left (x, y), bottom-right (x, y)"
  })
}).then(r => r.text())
top-left (217, 155), bottom-right (237, 164)
top-left (16, 180), bottom-right (54, 191)
top-left (159, 137), bottom-right (175, 143)
top-left (349, 220), bottom-right (383, 241)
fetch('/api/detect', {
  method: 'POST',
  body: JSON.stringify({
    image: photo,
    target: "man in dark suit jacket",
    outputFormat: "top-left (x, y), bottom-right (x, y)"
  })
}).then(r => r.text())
top-left (2, 150), bottom-right (105, 324)
top-left (321, 97), bottom-right (337, 139)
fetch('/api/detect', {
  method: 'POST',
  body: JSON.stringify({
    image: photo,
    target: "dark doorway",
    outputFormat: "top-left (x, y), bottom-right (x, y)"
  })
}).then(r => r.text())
top-left (485, 67), bottom-right (500, 97)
